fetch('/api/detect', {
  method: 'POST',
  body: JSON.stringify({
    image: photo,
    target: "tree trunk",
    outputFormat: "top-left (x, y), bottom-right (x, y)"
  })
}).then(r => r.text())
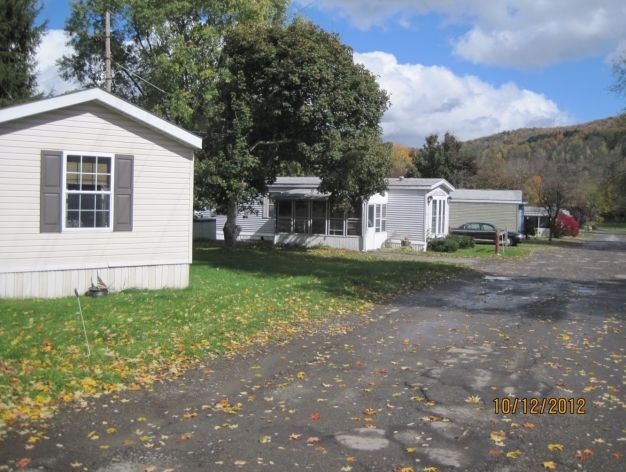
top-left (223, 199), bottom-right (241, 251)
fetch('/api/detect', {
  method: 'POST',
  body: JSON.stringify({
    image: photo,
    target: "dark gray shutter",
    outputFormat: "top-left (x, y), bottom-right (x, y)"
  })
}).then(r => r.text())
top-left (40, 150), bottom-right (62, 233)
top-left (114, 154), bottom-right (134, 231)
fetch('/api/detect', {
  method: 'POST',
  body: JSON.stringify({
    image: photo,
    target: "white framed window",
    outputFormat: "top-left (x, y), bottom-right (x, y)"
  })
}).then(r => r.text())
top-left (368, 203), bottom-right (386, 233)
top-left (262, 197), bottom-right (275, 218)
top-left (429, 197), bottom-right (448, 236)
top-left (63, 152), bottom-right (114, 230)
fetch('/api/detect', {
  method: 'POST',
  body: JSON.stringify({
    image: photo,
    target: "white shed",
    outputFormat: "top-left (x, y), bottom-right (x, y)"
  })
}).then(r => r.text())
top-left (0, 88), bottom-right (202, 299)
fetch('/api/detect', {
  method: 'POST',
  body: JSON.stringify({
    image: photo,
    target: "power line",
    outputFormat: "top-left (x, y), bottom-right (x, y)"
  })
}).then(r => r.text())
top-left (112, 61), bottom-right (169, 95)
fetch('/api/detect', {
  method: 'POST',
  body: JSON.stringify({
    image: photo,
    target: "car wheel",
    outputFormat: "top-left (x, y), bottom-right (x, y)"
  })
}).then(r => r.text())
top-left (506, 237), bottom-right (513, 247)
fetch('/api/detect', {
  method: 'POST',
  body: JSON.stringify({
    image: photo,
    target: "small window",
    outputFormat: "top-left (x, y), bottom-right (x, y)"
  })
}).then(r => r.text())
top-left (329, 207), bottom-right (344, 236)
top-left (294, 201), bottom-right (309, 234)
top-left (263, 198), bottom-right (275, 218)
top-left (368, 205), bottom-right (375, 228)
top-left (311, 201), bottom-right (326, 235)
top-left (347, 206), bottom-right (362, 236)
top-left (276, 200), bottom-right (292, 233)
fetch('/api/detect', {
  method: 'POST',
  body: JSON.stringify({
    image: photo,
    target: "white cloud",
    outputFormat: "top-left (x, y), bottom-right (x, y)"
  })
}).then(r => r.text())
top-left (298, 0), bottom-right (626, 68)
top-left (35, 30), bottom-right (78, 95)
top-left (354, 51), bottom-right (572, 146)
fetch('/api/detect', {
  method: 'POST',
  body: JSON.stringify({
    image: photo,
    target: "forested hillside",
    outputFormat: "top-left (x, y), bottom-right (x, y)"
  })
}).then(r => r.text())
top-left (391, 116), bottom-right (626, 221)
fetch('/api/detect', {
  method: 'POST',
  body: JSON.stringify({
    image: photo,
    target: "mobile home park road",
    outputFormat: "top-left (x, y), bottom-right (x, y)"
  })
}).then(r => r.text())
top-left (4, 232), bottom-right (626, 472)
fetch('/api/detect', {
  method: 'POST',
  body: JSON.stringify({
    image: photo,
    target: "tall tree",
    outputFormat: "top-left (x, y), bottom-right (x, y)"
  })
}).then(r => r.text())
top-left (58, 0), bottom-right (288, 130)
top-left (408, 131), bottom-right (477, 187)
top-left (0, 0), bottom-right (46, 107)
top-left (527, 162), bottom-right (575, 241)
top-left (389, 143), bottom-right (415, 177)
top-left (196, 19), bottom-right (392, 249)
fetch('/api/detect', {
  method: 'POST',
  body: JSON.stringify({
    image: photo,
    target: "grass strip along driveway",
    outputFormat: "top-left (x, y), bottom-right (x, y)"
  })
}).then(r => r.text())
top-left (0, 243), bottom-right (462, 438)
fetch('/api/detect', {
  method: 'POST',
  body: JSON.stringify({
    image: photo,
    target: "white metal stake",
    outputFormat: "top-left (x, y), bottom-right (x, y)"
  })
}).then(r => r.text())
top-left (74, 288), bottom-right (91, 357)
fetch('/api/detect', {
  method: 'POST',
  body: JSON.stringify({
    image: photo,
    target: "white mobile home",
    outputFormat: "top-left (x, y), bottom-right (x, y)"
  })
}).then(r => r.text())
top-left (449, 189), bottom-right (524, 232)
top-left (0, 88), bottom-right (202, 299)
top-left (195, 176), bottom-right (454, 251)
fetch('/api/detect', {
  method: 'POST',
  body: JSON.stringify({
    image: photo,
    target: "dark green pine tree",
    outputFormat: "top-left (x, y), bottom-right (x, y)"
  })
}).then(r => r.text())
top-left (0, 0), bottom-right (47, 108)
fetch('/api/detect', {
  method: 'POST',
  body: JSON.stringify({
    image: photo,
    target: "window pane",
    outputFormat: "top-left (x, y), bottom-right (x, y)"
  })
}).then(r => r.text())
top-left (81, 194), bottom-right (95, 210)
top-left (97, 157), bottom-right (111, 174)
top-left (382, 220), bottom-right (386, 232)
top-left (82, 156), bottom-right (96, 173)
top-left (80, 211), bottom-right (95, 228)
top-left (329, 219), bottom-right (344, 235)
top-left (67, 193), bottom-right (79, 210)
top-left (368, 205), bottom-right (374, 228)
top-left (67, 156), bottom-right (81, 173)
top-left (347, 220), bottom-right (361, 236)
top-left (311, 201), bottom-right (326, 218)
top-left (311, 219), bottom-right (326, 235)
top-left (277, 218), bottom-right (291, 233)
top-left (96, 194), bottom-right (110, 210)
top-left (95, 211), bottom-right (110, 228)
top-left (82, 173), bottom-right (96, 191)
top-left (268, 202), bottom-right (275, 218)
top-left (277, 201), bottom-right (292, 217)
top-left (382, 204), bottom-right (386, 219)
top-left (96, 173), bottom-right (111, 191)
top-left (67, 211), bottom-right (79, 228)
top-left (329, 208), bottom-right (344, 219)
top-left (294, 219), bottom-right (309, 234)
top-left (347, 206), bottom-right (362, 219)
top-left (295, 201), bottom-right (308, 218)
top-left (67, 173), bottom-right (80, 190)
top-left (375, 205), bottom-right (381, 218)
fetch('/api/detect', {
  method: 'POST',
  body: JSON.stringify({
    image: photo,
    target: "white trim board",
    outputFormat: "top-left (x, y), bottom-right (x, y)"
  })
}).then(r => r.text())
top-left (0, 259), bottom-right (191, 274)
top-left (0, 88), bottom-right (202, 149)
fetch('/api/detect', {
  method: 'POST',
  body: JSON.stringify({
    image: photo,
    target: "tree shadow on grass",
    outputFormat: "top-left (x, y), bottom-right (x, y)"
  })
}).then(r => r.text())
top-left (191, 242), bottom-right (464, 304)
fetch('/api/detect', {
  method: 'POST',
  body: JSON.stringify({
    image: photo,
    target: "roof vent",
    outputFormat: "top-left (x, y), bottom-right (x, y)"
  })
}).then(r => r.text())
top-left (399, 176), bottom-right (404, 180)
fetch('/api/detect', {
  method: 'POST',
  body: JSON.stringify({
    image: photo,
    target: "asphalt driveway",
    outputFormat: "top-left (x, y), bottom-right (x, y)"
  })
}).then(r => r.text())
top-left (3, 231), bottom-right (626, 472)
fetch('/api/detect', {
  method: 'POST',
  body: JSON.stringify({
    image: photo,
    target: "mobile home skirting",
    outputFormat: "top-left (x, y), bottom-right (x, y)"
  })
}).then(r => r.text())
top-left (0, 263), bottom-right (189, 299)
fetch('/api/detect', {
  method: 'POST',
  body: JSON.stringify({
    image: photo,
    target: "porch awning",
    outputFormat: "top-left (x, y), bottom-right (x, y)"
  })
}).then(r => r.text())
top-left (271, 189), bottom-right (330, 200)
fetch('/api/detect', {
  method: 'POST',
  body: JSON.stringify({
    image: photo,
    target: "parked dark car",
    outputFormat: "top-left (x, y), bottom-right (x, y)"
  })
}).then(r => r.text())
top-left (451, 222), bottom-right (525, 246)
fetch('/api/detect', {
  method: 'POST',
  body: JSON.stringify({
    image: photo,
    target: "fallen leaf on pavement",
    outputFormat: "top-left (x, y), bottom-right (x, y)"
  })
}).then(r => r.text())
top-left (542, 461), bottom-right (557, 470)
top-left (548, 444), bottom-right (564, 451)
top-left (289, 433), bottom-right (302, 440)
top-left (506, 450), bottom-right (522, 458)
top-left (309, 413), bottom-right (321, 420)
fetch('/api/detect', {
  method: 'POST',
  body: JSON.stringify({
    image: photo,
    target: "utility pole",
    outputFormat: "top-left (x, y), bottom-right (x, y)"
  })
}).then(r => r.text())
top-left (105, 10), bottom-right (111, 92)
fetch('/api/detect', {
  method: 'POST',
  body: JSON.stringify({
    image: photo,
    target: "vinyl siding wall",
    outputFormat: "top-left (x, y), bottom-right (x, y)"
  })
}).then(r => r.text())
top-left (386, 189), bottom-right (427, 244)
top-left (449, 203), bottom-right (520, 232)
top-left (0, 102), bottom-right (194, 298)
top-left (211, 201), bottom-right (275, 240)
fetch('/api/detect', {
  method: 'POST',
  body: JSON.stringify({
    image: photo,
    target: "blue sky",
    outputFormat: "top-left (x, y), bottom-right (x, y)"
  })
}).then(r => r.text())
top-left (36, 0), bottom-right (626, 147)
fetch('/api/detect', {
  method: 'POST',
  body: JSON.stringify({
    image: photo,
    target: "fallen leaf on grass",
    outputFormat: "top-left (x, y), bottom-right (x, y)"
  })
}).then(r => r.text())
top-left (542, 461), bottom-right (557, 470)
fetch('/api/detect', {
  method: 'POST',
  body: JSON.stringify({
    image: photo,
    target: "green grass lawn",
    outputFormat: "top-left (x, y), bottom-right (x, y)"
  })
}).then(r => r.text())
top-left (381, 244), bottom-right (532, 259)
top-left (594, 222), bottom-right (626, 232)
top-left (0, 243), bottom-right (462, 434)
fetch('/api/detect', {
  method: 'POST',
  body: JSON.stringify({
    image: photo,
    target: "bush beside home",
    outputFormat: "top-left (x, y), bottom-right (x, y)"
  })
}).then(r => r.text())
top-left (555, 213), bottom-right (580, 237)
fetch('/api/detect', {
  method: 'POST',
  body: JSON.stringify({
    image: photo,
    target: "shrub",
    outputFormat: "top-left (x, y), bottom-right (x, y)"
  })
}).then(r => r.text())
top-left (447, 234), bottom-right (475, 249)
top-left (428, 237), bottom-right (459, 252)
top-left (554, 212), bottom-right (580, 237)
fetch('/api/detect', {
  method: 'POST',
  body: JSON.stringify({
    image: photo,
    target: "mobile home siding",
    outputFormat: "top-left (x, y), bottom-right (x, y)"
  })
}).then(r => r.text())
top-left (449, 202), bottom-right (519, 231)
top-left (386, 189), bottom-right (426, 241)
top-left (210, 201), bottom-right (275, 240)
top-left (0, 102), bottom-right (193, 297)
